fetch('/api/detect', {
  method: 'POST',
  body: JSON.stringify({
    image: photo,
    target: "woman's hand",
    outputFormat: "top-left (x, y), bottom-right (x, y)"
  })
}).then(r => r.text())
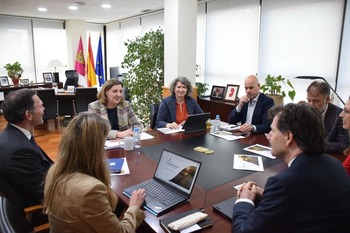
top-left (129, 189), bottom-right (146, 208)
top-left (166, 122), bottom-right (181, 129)
top-left (117, 128), bottom-right (133, 138)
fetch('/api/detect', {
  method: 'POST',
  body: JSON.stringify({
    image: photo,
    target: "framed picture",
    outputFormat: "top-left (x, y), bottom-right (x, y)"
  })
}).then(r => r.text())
top-left (210, 85), bottom-right (226, 100)
top-left (0, 76), bottom-right (9, 87)
top-left (224, 84), bottom-right (240, 102)
top-left (43, 72), bottom-right (53, 83)
top-left (21, 78), bottom-right (29, 86)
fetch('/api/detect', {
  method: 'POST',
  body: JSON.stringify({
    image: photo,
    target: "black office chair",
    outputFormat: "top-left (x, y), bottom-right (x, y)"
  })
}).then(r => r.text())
top-left (73, 87), bottom-right (98, 116)
top-left (149, 103), bottom-right (160, 129)
top-left (64, 70), bottom-right (79, 90)
top-left (36, 89), bottom-right (60, 129)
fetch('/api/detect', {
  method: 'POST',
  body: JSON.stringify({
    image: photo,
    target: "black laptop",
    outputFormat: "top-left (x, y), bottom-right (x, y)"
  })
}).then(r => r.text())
top-left (212, 197), bottom-right (237, 220)
top-left (183, 112), bottom-right (210, 134)
top-left (123, 149), bottom-right (202, 216)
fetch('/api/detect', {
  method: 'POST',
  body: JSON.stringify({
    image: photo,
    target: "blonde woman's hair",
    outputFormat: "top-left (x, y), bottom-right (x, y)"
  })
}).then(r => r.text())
top-left (97, 79), bottom-right (124, 105)
top-left (44, 113), bottom-right (114, 211)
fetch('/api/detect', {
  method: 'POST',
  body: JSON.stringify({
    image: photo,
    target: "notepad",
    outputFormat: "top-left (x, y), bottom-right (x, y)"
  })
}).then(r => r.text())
top-left (107, 158), bottom-right (124, 173)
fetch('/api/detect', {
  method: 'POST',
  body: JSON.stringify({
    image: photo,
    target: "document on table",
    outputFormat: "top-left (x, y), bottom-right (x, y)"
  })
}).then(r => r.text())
top-left (233, 154), bottom-right (264, 172)
top-left (110, 157), bottom-right (130, 176)
top-left (140, 132), bottom-right (154, 140)
top-left (210, 131), bottom-right (244, 141)
top-left (105, 132), bottom-right (155, 150)
top-left (157, 127), bottom-right (184, 134)
top-left (243, 144), bottom-right (275, 159)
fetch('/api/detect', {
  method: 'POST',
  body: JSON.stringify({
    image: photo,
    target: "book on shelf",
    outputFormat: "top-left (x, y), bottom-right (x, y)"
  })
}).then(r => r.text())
top-left (159, 208), bottom-right (213, 233)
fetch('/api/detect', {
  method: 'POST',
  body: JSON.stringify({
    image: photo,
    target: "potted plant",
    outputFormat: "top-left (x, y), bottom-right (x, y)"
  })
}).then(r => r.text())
top-left (4, 61), bottom-right (23, 86)
top-left (260, 74), bottom-right (296, 105)
top-left (196, 82), bottom-right (209, 98)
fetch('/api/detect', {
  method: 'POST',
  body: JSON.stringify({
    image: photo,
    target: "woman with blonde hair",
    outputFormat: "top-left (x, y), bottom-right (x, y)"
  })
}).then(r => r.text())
top-left (88, 79), bottom-right (141, 139)
top-left (44, 113), bottom-right (146, 232)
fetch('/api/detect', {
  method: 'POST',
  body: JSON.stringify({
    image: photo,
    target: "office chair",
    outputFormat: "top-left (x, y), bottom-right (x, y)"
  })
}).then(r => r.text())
top-left (73, 87), bottom-right (98, 116)
top-left (64, 70), bottom-right (79, 90)
top-left (149, 103), bottom-right (160, 129)
top-left (0, 176), bottom-right (49, 233)
top-left (36, 89), bottom-right (60, 130)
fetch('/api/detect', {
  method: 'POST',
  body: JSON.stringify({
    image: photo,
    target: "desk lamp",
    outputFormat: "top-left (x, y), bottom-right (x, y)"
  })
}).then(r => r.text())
top-left (295, 76), bottom-right (345, 105)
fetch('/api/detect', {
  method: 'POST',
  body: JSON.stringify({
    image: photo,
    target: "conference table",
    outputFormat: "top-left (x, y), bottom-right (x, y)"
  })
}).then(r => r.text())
top-left (106, 129), bottom-right (288, 233)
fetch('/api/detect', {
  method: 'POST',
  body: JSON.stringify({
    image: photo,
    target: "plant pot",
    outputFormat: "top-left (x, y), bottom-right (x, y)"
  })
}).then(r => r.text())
top-left (11, 77), bottom-right (20, 86)
top-left (268, 94), bottom-right (284, 106)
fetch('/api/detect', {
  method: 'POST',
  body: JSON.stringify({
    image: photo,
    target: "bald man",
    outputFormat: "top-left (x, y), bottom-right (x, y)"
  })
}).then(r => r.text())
top-left (228, 75), bottom-right (274, 134)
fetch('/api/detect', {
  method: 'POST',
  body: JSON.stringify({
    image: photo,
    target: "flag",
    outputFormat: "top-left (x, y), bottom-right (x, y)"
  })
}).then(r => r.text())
top-left (74, 36), bottom-right (85, 76)
top-left (87, 36), bottom-right (97, 87)
top-left (95, 35), bottom-right (105, 86)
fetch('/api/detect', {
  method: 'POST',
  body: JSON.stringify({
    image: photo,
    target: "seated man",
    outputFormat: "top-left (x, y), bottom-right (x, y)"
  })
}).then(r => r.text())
top-left (0, 89), bottom-right (53, 208)
top-left (232, 104), bottom-right (350, 233)
top-left (228, 75), bottom-right (274, 134)
top-left (306, 81), bottom-right (350, 154)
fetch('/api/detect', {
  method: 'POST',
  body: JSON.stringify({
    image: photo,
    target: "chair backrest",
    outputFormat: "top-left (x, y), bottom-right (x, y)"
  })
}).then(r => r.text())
top-left (0, 196), bottom-right (34, 233)
top-left (149, 103), bottom-right (160, 129)
top-left (64, 70), bottom-right (79, 89)
top-left (74, 87), bottom-right (98, 114)
top-left (36, 89), bottom-right (57, 121)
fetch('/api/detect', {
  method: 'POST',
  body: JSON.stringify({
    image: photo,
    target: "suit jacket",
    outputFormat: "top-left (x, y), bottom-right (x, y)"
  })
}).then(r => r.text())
top-left (0, 124), bottom-right (52, 208)
top-left (324, 103), bottom-right (350, 154)
top-left (232, 153), bottom-right (350, 233)
top-left (156, 95), bottom-right (203, 128)
top-left (45, 169), bottom-right (145, 233)
top-left (88, 100), bottom-right (142, 139)
top-left (228, 93), bottom-right (274, 134)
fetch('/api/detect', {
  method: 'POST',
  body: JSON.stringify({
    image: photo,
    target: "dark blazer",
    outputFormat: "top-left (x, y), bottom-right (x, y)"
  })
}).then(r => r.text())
top-left (0, 124), bottom-right (53, 208)
top-left (324, 103), bottom-right (350, 154)
top-left (232, 153), bottom-right (350, 233)
top-left (156, 95), bottom-right (203, 128)
top-left (228, 93), bottom-right (274, 134)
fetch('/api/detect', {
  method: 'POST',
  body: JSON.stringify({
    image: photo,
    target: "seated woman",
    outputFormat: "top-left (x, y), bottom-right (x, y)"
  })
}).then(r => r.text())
top-left (43, 113), bottom-right (146, 232)
top-left (88, 79), bottom-right (142, 139)
top-left (156, 76), bottom-right (203, 129)
top-left (340, 97), bottom-right (350, 175)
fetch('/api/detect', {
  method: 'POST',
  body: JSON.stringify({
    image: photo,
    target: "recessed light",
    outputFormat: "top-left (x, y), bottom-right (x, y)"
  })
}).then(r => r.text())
top-left (38, 7), bottom-right (47, 12)
top-left (68, 5), bottom-right (78, 10)
top-left (102, 4), bottom-right (111, 9)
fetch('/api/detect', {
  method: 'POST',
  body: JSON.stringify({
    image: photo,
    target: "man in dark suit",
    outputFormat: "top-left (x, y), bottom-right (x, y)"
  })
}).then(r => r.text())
top-left (232, 104), bottom-right (350, 233)
top-left (228, 75), bottom-right (274, 134)
top-left (306, 81), bottom-right (350, 154)
top-left (0, 89), bottom-right (53, 208)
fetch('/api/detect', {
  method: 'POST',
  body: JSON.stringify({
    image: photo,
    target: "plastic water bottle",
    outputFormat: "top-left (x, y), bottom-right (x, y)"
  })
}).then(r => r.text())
top-left (213, 115), bottom-right (221, 133)
top-left (133, 127), bottom-right (141, 149)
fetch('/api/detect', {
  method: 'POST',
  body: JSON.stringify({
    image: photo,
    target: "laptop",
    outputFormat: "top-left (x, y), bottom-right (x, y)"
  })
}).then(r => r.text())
top-left (183, 112), bottom-right (210, 134)
top-left (123, 148), bottom-right (202, 216)
top-left (212, 197), bottom-right (237, 220)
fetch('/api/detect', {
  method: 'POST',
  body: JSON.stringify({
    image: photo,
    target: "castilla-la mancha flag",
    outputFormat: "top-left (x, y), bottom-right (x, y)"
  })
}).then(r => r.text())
top-left (74, 36), bottom-right (85, 76)
top-left (87, 36), bottom-right (97, 87)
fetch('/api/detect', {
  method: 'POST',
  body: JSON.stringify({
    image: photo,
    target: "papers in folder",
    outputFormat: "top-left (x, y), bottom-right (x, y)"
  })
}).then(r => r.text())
top-left (157, 127), bottom-right (184, 134)
top-left (104, 132), bottom-right (154, 150)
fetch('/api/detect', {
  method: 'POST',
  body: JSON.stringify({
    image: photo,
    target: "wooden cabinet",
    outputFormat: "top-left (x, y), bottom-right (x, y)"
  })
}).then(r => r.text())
top-left (197, 97), bottom-right (236, 122)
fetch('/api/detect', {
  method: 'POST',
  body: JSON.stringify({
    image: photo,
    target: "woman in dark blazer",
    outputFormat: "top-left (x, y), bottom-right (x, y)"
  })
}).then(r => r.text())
top-left (156, 76), bottom-right (203, 129)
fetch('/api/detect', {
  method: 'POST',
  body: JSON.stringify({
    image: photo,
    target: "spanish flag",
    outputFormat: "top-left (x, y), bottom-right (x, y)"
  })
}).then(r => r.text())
top-left (74, 36), bottom-right (85, 76)
top-left (87, 36), bottom-right (97, 87)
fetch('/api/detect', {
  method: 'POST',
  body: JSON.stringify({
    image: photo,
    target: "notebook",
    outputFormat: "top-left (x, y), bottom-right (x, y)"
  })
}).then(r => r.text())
top-left (212, 197), bottom-right (237, 220)
top-left (123, 148), bottom-right (202, 216)
top-left (183, 112), bottom-right (210, 134)
top-left (107, 158), bottom-right (124, 173)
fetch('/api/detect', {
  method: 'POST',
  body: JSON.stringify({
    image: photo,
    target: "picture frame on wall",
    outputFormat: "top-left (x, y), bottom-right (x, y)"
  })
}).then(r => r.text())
top-left (224, 84), bottom-right (240, 102)
top-left (0, 76), bottom-right (9, 87)
top-left (43, 72), bottom-right (53, 83)
top-left (210, 85), bottom-right (226, 100)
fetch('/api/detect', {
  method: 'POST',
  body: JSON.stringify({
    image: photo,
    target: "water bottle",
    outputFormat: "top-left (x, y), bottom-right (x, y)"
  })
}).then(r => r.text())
top-left (213, 115), bottom-right (221, 133)
top-left (133, 127), bottom-right (141, 149)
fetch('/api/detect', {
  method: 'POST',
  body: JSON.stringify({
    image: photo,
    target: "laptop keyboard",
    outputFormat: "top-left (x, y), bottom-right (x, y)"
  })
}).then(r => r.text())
top-left (138, 180), bottom-right (183, 206)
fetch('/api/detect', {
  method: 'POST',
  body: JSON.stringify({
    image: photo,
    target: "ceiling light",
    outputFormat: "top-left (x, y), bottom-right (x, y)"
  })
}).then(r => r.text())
top-left (38, 7), bottom-right (47, 12)
top-left (68, 5), bottom-right (78, 10)
top-left (102, 4), bottom-right (111, 9)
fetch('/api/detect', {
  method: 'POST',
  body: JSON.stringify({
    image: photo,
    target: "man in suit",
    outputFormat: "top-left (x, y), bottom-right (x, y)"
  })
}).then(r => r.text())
top-left (228, 75), bottom-right (274, 134)
top-left (0, 89), bottom-right (53, 208)
top-left (306, 81), bottom-right (350, 154)
top-left (232, 104), bottom-right (350, 233)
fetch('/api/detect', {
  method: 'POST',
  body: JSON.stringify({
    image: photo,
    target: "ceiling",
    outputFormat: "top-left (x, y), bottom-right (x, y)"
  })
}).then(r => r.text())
top-left (0, 0), bottom-right (165, 24)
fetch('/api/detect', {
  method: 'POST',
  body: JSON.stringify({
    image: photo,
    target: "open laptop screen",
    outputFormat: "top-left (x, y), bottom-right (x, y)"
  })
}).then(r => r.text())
top-left (154, 149), bottom-right (201, 195)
